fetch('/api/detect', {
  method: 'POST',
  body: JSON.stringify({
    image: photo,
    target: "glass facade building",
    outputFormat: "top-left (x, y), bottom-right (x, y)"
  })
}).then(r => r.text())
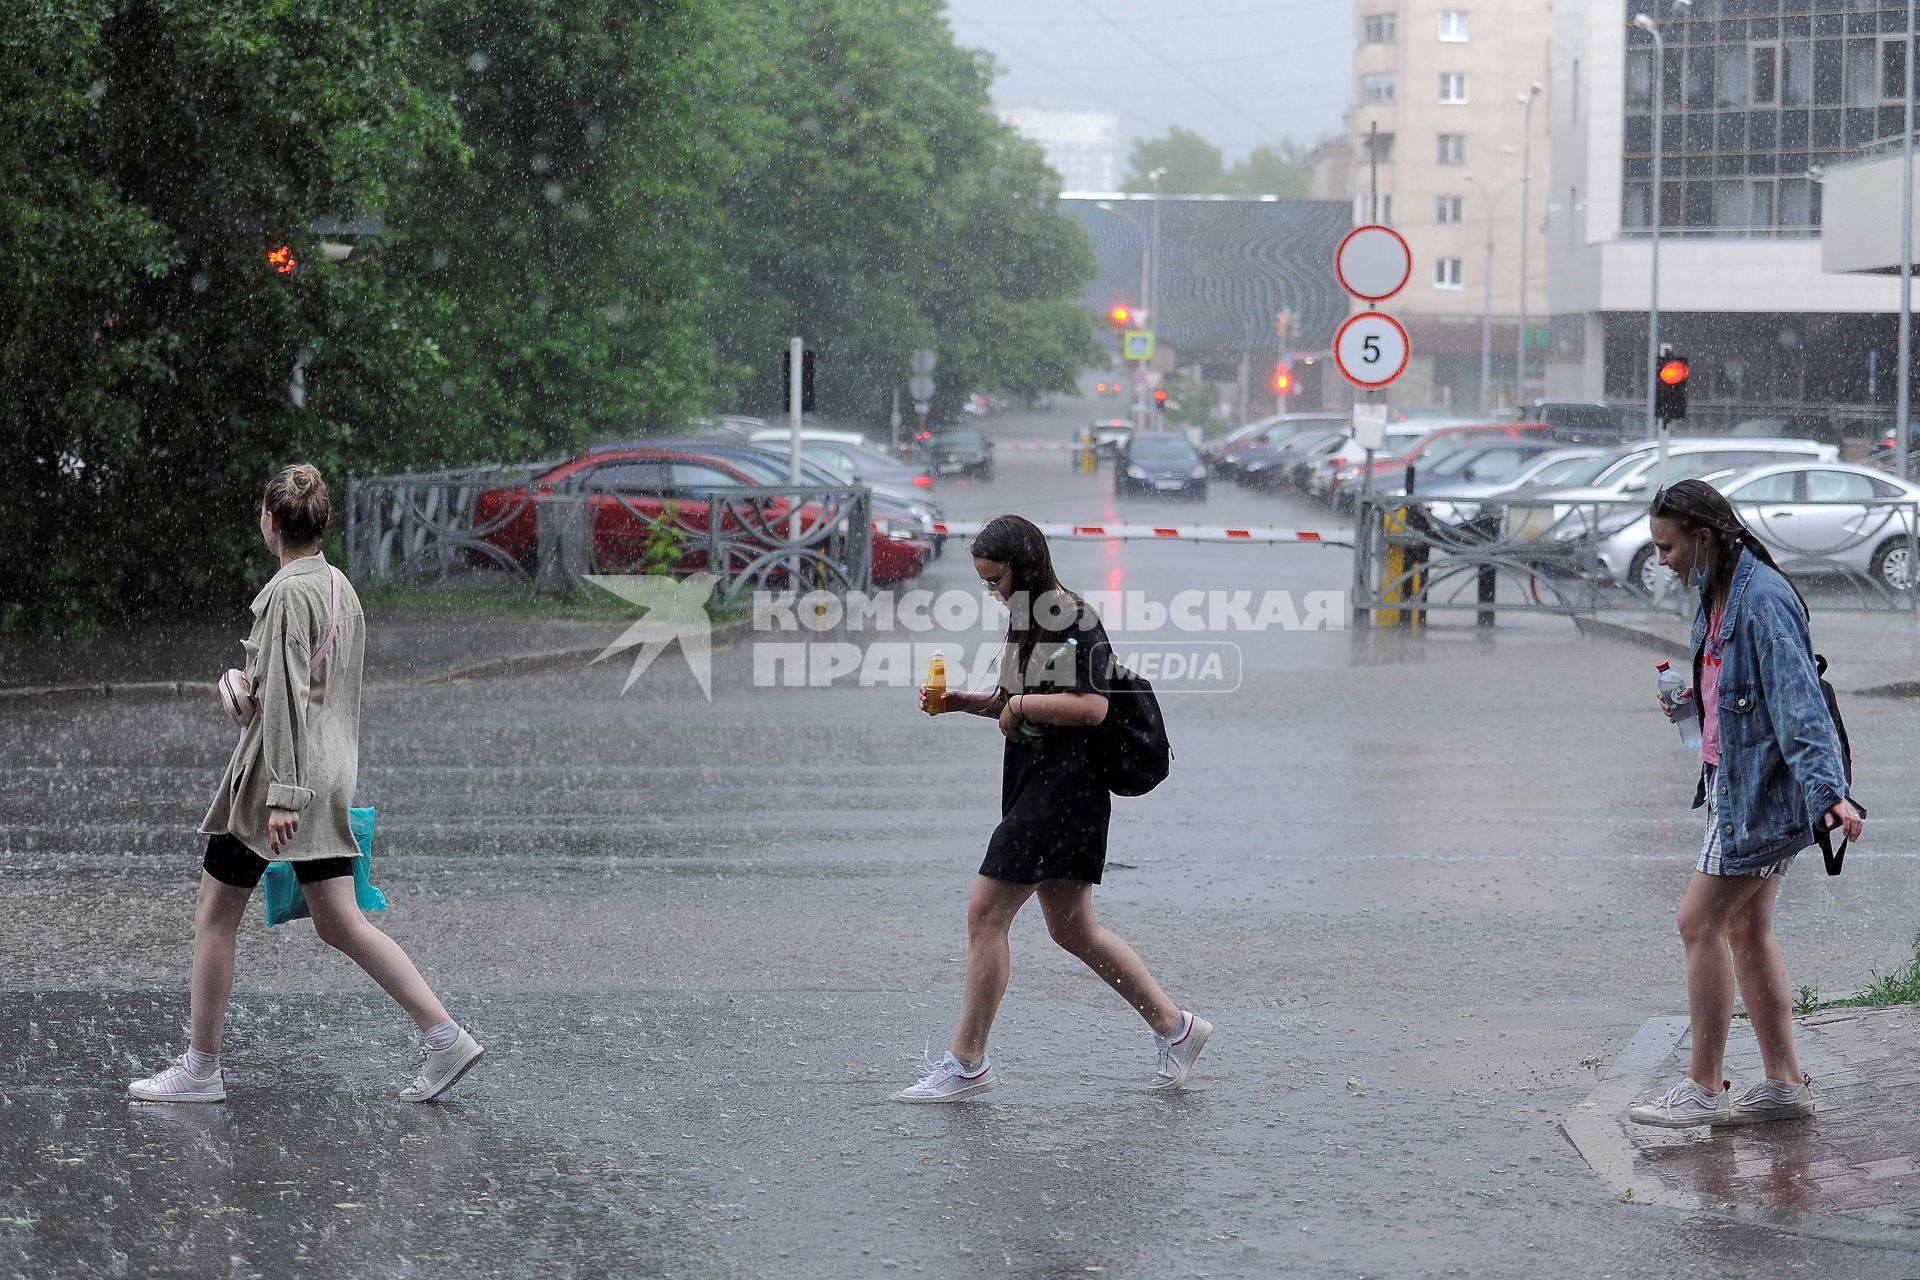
top-left (1622, 0), bottom-right (1916, 238)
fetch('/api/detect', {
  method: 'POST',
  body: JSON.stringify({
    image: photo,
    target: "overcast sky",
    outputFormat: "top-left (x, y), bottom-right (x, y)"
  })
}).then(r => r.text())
top-left (945, 0), bottom-right (1353, 166)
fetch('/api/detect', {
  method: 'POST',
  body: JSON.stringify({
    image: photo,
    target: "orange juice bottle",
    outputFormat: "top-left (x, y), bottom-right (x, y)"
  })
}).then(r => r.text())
top-left (924, 654), bottom-right (948, 714)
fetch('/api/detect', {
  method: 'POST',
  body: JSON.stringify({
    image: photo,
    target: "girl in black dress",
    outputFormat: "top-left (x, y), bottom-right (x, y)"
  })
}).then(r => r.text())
top-left (895, 514), bottom-right (1211, 1102)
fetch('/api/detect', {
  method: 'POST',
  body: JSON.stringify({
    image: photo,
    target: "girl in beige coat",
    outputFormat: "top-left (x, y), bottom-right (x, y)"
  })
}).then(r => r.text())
top-left (130, 465), bottom-right (484, 1104)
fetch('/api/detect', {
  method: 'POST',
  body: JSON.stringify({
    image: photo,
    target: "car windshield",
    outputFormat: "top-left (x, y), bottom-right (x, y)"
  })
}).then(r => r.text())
top-left (1129, 436), bottom-right (1197, 461)
top-left (932, 429), bottom-right (984, 449)
top-left (1526, 454), bottom-right (1606, 487)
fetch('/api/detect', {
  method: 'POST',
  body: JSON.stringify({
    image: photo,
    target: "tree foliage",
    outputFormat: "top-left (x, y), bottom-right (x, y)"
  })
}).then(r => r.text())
top-left (1122, 127), bottom-right (1310, 198)
top-left (2, 0), bottom-right (1099, 630)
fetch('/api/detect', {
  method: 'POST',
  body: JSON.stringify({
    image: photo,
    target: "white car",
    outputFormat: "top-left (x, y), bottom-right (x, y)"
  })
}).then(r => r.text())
top-left (1503, 438), bottom-right (1838, 545)
top-left (1592, 461), bottom-right (1920, 596)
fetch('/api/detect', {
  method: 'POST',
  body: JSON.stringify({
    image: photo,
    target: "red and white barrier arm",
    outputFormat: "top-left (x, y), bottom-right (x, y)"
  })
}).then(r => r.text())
top-left (928, 521), bottom-right (1351, 547)
top-left (993, 441), bottom-right (1084, 451)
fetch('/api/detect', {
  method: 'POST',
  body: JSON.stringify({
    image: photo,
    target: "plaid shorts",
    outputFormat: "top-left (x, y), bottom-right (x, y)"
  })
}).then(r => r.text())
top-left (1698, 768), bottom-right (1794, 879)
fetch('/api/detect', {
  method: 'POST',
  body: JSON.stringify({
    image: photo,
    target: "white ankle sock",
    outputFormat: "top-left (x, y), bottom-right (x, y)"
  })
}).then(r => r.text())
top-left (185, 1048), bottom-right (220, 1079)
top-left (423, 1018), bottom-right (460, 1051)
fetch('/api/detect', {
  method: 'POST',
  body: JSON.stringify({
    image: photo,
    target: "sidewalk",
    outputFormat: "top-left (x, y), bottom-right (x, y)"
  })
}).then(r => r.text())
top-left (1577, 605), bottom-right (1920, 697)
top-left (1566, 1005), bottom-right (1920, 1243)
top-left (0, 609), bottom-right (670, 698)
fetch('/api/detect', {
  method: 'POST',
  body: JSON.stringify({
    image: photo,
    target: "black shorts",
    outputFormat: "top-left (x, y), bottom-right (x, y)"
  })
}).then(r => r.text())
top-left (203, 832), bottom-right (355, 890)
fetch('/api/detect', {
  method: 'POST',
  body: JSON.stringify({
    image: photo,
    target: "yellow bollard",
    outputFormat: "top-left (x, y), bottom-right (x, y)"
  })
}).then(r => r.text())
top-left (1377, 506), bottom-right (1406, 628)
top-left (1080, 427), bottom-right (1097, 473)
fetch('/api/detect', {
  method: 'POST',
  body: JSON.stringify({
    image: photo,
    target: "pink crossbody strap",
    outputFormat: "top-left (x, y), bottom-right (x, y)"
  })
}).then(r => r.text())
top-left (310, 567), bottom-right (345, 670)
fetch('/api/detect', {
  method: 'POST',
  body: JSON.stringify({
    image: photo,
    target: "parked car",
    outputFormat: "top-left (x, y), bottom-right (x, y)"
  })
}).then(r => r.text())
top-left (1591, 461), bottom-right (1920, 596)
top-left (1518, 400), bottom-right (1636, 444)
top-left (1336, 421), bottom-right (1554, 510)
top-left (1286, 432), bottom-right (1368, 495)
top-left (1729, 415), bottom-right (1847, 449)
top-left (1234, 428), bottom-right (1349, 490)
top-left (1417, 447), bottom-right (1606, 526)
top-left (748, 430), bottom-right (935, 492)
top-left (1504, 438), bottom-right (1839, 549)
top-left (1115, 433), bottom-right (1208, 499)
top-left (1311, 424), bottom-right (1437, 503)
top-left (470, 445), bottom-right (930, 585)
top-left (924, 425), bottom-right (993, 479)
top-left (689, 442), bottom-right (947, 558)
top-left (1206, 412), bottom-right (1349, 477)
top-left (1087, 418), bottom-right (1135, 457)
top-left (1410, 439), bottom-right (1564, 493)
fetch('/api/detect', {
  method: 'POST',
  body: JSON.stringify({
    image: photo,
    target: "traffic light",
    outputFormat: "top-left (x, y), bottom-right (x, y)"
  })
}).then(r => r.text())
top-left (266, 245), bottom-right (297, 275)
top-left (1272, 361), bottom-right (1293, 395)
top-left (1153, 387), bottom-right (1168, 405)
top-left (1655, 354), bottom-right (1690, 421)
top-left (1108, 304), bottom-right (1133, 328)
top-left (782, 347), bottom-right (816, 412)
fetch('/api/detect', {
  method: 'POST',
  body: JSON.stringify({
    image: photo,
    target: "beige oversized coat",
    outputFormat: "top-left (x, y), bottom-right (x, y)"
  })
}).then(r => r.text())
top-left (200, 553), bottom-right (365, 861)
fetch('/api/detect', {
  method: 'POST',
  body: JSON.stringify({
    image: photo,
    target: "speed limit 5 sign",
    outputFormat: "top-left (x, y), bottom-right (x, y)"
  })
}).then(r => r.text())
top-left (1333, 311), bottom-right (1410, 390)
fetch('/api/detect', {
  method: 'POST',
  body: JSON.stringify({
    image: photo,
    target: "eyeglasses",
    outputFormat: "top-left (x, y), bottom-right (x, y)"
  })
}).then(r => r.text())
top-left (980, 566), bottom-right (1012, 590)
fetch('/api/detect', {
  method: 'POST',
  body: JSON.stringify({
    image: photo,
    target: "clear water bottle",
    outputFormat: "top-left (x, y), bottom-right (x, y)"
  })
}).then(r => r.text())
top-left (1656, 661), bottom-right (1703, 750)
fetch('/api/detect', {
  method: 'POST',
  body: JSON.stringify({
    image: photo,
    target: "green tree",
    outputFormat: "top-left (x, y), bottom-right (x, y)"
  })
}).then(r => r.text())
top-left (0, 0), bottom-right (457, 631)
top-left (1121, 126), bottom-right (1227, 194)
top-left (710, 0), bottom-right (1096, 423)
top-left (1122, 126), bottom-right (1310, 197)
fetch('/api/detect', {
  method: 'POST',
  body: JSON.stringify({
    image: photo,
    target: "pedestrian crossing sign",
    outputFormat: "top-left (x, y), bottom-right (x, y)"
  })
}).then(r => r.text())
top-left (1124, 330), bottom-right (1155, 360)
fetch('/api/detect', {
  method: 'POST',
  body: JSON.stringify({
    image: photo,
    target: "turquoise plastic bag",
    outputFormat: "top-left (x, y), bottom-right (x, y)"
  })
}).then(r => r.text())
top-left (263, 805), bottom-right (388, 927)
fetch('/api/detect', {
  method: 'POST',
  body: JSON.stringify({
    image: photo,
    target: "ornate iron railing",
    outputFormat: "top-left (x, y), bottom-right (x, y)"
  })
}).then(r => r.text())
top-left (346, 468), bottom-right (873, 600)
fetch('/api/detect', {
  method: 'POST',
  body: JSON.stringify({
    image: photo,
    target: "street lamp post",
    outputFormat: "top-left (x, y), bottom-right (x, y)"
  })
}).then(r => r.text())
top-left (1636, 2), bottom-right (1690, 445)
top-left (1097, 199), bottom-right (1152, 434)
top-left (1148, 167), bottom-right (1167, 429)
top-left (1515, 83), bottom-right (1542, 408)
top-left (1465, 172), bottom-right (1522, 416)
top-left (1899, 0), bottom-right (1915, 481)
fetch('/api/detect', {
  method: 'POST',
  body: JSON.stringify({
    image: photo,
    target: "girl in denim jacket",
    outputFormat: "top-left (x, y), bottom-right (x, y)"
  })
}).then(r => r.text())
top-left (1629, 479), bottom-right (1863, 1130)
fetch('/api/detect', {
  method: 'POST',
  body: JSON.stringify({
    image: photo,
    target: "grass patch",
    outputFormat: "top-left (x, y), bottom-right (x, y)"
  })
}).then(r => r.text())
top-left (1796, 926), bottom-right (1920, 1013)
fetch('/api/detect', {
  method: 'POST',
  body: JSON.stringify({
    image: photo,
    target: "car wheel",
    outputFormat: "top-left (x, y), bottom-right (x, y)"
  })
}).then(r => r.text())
top-left (1871, 536), bottom-right (1918, 591)
top-left (1628, 543), bottom-right (1675, 601)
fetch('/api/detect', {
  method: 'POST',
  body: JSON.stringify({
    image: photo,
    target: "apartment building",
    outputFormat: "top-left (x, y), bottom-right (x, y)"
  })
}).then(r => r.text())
top-left (1351, 0), bottom-right (1554, 410)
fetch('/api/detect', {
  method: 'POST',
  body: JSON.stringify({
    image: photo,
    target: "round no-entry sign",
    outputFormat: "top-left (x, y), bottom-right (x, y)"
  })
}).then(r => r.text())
top-left (1334, 311), bottom-right (1410, 389)
top-left (1335, 224), bottom-right (1413, 302)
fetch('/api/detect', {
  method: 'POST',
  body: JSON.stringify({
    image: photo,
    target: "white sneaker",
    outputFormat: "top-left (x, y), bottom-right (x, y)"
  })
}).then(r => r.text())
top-left (1627, 1076), bottom-right (1731, 1128)
top-left (399, 1029), bottom-right (485, 1102)
top-left (1150, 1012), bottom-right (1213, 1091)
top-left (893, 1051), bottom-right (997, 1103)
top-left (128, 1056), bottom-right (226, 1104)
top-left (1728, 1074), bottom-right (1815, 1125)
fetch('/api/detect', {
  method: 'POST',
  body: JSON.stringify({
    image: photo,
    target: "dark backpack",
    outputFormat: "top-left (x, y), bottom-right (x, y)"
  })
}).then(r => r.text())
top-left (1813, 653), bottom-right (1861, 875)
top-left (1096, 659), bottom-right (1171, 796)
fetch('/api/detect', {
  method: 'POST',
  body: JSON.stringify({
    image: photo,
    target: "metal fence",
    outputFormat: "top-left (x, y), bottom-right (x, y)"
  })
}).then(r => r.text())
top-left (345, 466), bottom-right (874, 600)
top-left (1351, 491), bottom-right (1920, 625)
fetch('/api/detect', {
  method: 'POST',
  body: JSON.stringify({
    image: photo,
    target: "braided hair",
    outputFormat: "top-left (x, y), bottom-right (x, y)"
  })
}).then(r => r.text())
top-left (1647, 477), bottom-right (1808, 617)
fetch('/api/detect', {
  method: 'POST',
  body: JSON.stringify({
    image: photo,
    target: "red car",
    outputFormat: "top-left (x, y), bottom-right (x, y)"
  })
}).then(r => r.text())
top-left (469, 446), bottom-right (929, 585)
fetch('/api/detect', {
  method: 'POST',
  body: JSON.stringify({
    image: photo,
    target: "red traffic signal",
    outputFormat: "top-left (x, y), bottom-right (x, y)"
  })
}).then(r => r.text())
top-left (1655, 353), bottom-right (1690, 421)
top-left (1153, 387), bottom-right (1168, 404)
top-left (1108, 304), bottom-right (1133, 327)
top-left (1658, 357), bottom-right (1690, 385)
top-left (1272, 362), bottom-right (1293, 394)
top-left (267, 245), bottom-right (297, 275)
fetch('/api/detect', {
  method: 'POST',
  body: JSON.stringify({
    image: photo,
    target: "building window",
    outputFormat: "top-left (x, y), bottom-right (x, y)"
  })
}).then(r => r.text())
top-left (1439, 73), bottom-right (1469, 104)
top-left (1884, 35), bottom-right (1909, 105)
top-left (1434, 258), bottom-right (1464, 289)
top-left (1356, 193), bottom-right (1394, 224)
top-left (1362, 73), bottom-right (1399, 105)
top-left (1845, 38), bottom-right (1878, 109)
top-left (1362, 12), bottom-right (1397, 44)
top-left (1751, 43), bottom-right (1778, 106)
top-left (1435, 195), bottom-right (1464, 224)
top-left (1436, 133), bottom-right (1465, 165)
top-left (1438, 11), bottom-right (1469, 42)
top-left (1714, 44), bottom-right (1747, 108)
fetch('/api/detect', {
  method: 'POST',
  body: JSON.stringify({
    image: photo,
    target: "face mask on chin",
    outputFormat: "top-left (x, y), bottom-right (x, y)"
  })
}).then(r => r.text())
top-left (1688, 534), bottom-right (1714, 590)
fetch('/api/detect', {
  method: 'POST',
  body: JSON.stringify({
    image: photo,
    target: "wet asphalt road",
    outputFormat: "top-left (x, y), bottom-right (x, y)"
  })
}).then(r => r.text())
top-left (4, 396), bottom-right (1920, 1278)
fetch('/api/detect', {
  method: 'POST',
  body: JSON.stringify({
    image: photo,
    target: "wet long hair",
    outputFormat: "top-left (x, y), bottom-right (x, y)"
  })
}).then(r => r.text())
top-left (969, 514), bottom-right (1097, 682)
top-left (1647, 478), bottom-right (1808, 618)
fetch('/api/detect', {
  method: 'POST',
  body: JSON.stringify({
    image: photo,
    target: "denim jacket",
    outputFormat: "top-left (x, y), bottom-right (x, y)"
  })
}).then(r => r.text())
top-left (1689, 549), bottom-right (1849, 872)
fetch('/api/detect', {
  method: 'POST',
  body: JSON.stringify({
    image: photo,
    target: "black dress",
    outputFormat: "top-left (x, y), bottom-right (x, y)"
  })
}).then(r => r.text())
top-left (978, 609), bottom-right (1114, 885)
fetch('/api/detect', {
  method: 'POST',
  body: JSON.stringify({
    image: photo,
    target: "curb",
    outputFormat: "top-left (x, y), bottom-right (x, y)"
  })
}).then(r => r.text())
top-left (1563, 1013), bottom-right (1920, 1246)
top-left (0, 616), bottom-right (757, 703)
top-left (1570, 615), bottom-right (1690, 660)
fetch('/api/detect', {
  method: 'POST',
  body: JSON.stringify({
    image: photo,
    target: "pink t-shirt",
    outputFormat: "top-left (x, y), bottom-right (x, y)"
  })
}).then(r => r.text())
top-left (1700, 608), bottom-right (1725, 766)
